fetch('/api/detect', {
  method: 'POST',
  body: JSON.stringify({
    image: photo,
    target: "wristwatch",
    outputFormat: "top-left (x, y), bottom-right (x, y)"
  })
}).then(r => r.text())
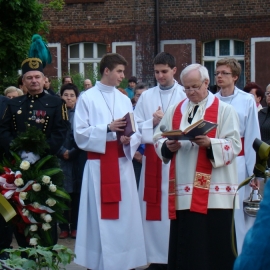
top-left (107, 124), bottom-right (111, 133)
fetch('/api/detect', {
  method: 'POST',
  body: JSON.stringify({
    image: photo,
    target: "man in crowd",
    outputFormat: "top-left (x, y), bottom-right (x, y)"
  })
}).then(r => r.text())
top-left (83, 79), bottom-right (92, 90)
top-left (134, 52), bottom-right (185, 269)
top-left (44, 76), bottom-right (56, 95)
top-left (0, 57), bottom-right (69, 247)
top-left (154, 63), bottom-right (241, 269)
top-left (73, 53), bottom-right (146, 270)
top-left (215, 58), bottom-right (261, 254)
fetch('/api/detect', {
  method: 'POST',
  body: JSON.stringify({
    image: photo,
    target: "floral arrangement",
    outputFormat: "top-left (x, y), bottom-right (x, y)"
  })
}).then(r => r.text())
top-left (0, 126), bottom-right (70, 247)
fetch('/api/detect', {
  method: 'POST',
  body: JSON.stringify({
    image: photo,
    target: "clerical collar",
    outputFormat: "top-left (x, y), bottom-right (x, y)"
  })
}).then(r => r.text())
top-left (159, 81), bottom-right (175, 91)
top-left (27, 91), bottom-right (46, 99)
top-left (96, 81), bottom-right (115, 93)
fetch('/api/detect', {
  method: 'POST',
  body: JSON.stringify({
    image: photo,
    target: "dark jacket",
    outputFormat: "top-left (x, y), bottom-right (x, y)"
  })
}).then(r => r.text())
top-left (57, 107), bottom-right (86, 193)
top-left (0, 91), bottom-right (69, 156)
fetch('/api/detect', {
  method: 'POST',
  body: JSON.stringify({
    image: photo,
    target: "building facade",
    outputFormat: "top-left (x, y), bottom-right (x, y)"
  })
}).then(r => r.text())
top-left (42, 0), bottom-right (270, 90)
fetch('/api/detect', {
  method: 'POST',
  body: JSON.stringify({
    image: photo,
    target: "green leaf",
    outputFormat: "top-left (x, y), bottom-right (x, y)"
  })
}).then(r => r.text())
top-left (54, 188), bottom-right (71, 200)
top-left (10, 150), bottom-right (21, 163)
top-left (40, 168), bottom-right (62, 177)
top-left (35, 155), bottom-right (53, 171)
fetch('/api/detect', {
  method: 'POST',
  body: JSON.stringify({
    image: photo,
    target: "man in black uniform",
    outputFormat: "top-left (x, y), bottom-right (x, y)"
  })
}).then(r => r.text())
top-left (0, 57), bottom-right (69, 248)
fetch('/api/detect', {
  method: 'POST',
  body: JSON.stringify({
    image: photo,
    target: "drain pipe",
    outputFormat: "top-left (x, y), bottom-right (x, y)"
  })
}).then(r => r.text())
top-left (155, 0), bottom-right (160, 55)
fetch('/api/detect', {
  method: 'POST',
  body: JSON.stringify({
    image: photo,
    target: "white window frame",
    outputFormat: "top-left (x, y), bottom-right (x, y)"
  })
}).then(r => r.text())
top-left (250, 37), bottom-right (270, 81)
top-left (160, 39), bottom-right (196, 63)
top-left (68, 42), bottom-right (106, 76)
top-left (48, 43), bottom-right (62, 78)
top-left (112, 41), bottom-right (136, 76)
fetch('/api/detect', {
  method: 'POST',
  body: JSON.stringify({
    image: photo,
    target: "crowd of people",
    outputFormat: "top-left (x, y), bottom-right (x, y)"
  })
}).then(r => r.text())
top-left (0, 51), bottom-right (269, 270)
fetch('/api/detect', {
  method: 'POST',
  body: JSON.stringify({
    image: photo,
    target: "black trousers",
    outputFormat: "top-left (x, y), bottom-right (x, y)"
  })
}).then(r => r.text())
top-left (168, 209), bottom-right (236, 270)
top-left (0, 215), bottom-right (13, 249)
top-left (59, 192), bottom-right (80, 231)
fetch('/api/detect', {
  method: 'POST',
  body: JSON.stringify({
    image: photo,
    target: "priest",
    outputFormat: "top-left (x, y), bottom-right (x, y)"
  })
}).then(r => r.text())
top-left (73, 53), bottom-right (146, 270)
top-left (153, 63), bottom-right (241, 270)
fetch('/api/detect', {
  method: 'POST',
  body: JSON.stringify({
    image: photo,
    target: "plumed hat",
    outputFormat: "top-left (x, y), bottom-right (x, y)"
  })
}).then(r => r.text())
top-left (21, 34), bottom-right (52, 75)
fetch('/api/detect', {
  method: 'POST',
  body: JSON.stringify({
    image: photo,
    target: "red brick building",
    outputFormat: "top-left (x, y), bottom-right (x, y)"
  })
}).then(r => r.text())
top-left (42, 0), bottom-right (270, 90)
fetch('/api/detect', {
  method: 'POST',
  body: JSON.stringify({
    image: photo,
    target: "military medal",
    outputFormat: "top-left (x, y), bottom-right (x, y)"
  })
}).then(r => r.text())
top-left (31, 110), bottom-right (36, 120)
top-left (36, 110), bottom-right (41, 123)
top-left (17, 110), bottom-right (22, 114)
top-left (40, 111), bottom-right (46, 124)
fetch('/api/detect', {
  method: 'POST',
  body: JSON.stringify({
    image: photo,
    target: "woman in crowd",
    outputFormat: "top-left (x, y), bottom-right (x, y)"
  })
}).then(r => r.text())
top-left (258, 84), bottom-right (270, 167)
top-left (243, 82), bottom-right (264, 111)
top-left (57, 83), bottom-right (87, 239)
top-left (4, 86), bottom-right (23, 99)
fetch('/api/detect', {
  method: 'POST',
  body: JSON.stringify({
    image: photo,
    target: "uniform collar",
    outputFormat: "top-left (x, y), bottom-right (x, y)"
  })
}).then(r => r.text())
top-left (27, 91), bottom-right (46, 100)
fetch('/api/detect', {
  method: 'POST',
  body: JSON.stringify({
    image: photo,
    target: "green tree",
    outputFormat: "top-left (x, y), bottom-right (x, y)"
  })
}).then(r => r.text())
top-left (0, 0), bottom-right (64, 89)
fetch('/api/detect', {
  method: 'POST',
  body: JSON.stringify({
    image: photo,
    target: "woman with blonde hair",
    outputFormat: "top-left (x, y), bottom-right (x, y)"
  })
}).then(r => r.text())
top-left (4, 86), bottom-right (23, 99)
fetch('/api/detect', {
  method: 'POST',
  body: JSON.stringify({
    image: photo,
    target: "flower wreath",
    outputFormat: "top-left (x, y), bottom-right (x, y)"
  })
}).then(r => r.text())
top-left (0, 126), bottom-right (70, 247)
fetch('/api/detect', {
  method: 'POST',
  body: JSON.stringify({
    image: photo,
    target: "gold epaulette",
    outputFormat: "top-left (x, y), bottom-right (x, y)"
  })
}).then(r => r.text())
top-left (62, 103), bottom-right (69, 120)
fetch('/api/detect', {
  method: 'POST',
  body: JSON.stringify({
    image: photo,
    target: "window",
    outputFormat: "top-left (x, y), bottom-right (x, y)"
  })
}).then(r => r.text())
top-left (203, 40), bottom-right (245, 89)
top-left (68, 42), bottom-right (107, 78)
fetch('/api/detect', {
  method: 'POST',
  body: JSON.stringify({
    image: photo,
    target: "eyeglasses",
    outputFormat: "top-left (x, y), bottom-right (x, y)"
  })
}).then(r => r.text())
top-left (265, 92), bottom-right (270, 96)
top-left (183, 80), bottom-right (205, 93)
top-left (214, 71), bottom-right (232, 76)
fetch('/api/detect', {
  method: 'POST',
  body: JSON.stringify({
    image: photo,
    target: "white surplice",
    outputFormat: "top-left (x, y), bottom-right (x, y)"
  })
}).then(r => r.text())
top-left (73, 82), bottom-right (147, 270)
top-left (133, 81), bottom-right (186, 263)
top-left (153, 92), bottom-right (241, 210)
top-left (216, 87), bottom-right (261, 254)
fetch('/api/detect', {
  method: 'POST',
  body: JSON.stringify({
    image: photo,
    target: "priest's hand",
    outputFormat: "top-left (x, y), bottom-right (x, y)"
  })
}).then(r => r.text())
top-left (191, 135), bottom-right (211, 148)
top-left (250, 177), bottom-right (260, 190)
top-left (109, 117), bottom-right (126, 132)
top-left (166, 140), bottom-right (181, 152)
top-left (153, 106), bottom-right (164, 127)
top-left (120, 135), bottom-right (131, 145)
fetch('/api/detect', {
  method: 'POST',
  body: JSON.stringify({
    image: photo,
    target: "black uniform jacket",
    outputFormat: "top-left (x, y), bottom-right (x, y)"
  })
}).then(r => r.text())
top-left (0, 91), bottom-right (69, 156)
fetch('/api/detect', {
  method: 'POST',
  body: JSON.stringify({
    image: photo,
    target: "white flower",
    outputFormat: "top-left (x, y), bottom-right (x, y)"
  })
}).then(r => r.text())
top-left (40, 213), bottom-right (46, 220)
top-left (42, 175), bottom-right (51, 184)
top-left (32, 183), bottom-right (41, 192)
top-left (29, 224), bottom-right (38, 232)
top-left (20, 160), bottom-right (30, 170)
top-left (46, 198), bottom-right (56, 207)
top-left (42, 223), bottom-right (51, 231)
top-left (49, 184), bottom-right (57, 192)
top-left (14, 178), bottom-right (24, 186)
top-left (44, 214), bottom-right (52, 223)
top-left (22, 209), bottom-right (29, 216)
top-left (29, 238), bottom-right (38, 246)
top-left (33, 202), bottom-right (40, 209)
top-left (19, 192), bottom-right (27, 200)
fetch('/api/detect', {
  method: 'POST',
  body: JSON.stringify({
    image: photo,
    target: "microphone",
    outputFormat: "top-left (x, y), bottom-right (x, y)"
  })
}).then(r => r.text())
top-left (160, 125), bottom-right (168, 132)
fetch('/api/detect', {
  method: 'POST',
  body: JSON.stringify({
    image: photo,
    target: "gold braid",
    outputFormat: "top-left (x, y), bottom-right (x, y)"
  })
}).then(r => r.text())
top-left (62, 103), bottom-right (69, 120)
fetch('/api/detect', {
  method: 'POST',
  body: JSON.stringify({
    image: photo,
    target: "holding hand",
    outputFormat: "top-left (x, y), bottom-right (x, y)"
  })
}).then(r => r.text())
top-left (191, 135), bottom-right (211, 148)
top-left (153, 106), bottom-right (164, 127)
top-left (109, 117), bottom-right (126, 132)
top-left (166, 140), bottom-right (181, 152)
top-left (120, 135), bottom-right (131, 145)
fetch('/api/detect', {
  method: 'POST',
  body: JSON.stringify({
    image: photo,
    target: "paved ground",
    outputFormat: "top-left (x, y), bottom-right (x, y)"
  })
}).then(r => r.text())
top-left (11, 235), bottom-right (148, 270)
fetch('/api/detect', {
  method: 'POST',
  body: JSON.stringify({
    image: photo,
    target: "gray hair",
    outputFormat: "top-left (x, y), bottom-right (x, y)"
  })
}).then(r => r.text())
top-left (266, 84), bottom-right (270, 91)
top-left (180, 64), bottom-right (210, 84)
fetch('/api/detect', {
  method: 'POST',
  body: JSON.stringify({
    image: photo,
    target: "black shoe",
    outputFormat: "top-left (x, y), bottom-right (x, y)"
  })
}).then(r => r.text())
top-left (145, 263), bottom-right (168, 270)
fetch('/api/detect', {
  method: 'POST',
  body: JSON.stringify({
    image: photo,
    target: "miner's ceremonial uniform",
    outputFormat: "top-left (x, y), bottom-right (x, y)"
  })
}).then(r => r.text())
top-left (0, 91), bottom-right (68, 156)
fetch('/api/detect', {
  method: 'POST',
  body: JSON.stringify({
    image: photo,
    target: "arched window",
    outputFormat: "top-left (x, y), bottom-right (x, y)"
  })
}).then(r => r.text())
top-left (68, 42), bottom-right (107, 77)
top-left (203, 40), bottom-right (245, 89)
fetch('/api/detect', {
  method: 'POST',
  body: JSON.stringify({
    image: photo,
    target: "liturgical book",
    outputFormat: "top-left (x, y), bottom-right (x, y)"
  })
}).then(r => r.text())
top-left (116, 112), bottom-right (136, 141)
top-left (161, 119), bottom-right (218, 140)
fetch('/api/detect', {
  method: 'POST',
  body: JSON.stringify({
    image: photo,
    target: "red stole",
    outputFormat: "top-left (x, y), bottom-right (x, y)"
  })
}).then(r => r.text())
top-left (169, 97), bottom-right (219, 219)
top-left (87, 141), bottom-right (124, 219)
top-left (143, 144), bottom-right (162, 220)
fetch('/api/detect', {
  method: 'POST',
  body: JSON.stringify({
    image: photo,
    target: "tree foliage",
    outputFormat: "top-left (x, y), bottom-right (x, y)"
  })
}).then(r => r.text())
top-left (0, 0), bottom-right (64, 84)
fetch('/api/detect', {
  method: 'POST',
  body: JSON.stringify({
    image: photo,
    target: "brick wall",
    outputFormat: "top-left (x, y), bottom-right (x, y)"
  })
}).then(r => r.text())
top-left (42, 0), bottom-right (270, 88)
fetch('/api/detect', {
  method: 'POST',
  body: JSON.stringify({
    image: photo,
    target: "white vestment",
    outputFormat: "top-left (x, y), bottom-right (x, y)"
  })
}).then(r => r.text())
top-left (216, 87), bottom-right (261, 254)
top-left (134, 81), bottom-right (185, 263)
top-left (73, 82), bottom-right (147, 270)
top-left (153, 92), bottom-right (241, 210)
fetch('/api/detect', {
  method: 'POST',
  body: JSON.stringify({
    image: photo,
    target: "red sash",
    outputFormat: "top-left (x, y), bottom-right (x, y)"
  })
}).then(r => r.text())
top-left (169, 97), bottom-right (219, 218)
top-left (87, 141), bottom-right (124, 219)
top-left (143, 144), bottom-right (162, 220)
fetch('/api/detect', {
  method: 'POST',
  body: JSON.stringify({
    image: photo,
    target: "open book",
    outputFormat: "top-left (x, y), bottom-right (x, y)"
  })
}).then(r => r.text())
top-left (116, 112), bottom-right (136, 141)
top-left (161, 119), bottom-right (218, 140)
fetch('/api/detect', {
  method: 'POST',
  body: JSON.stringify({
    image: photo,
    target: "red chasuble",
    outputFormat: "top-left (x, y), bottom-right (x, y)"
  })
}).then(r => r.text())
top-left (168, 97), bottom-right (219, 219)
